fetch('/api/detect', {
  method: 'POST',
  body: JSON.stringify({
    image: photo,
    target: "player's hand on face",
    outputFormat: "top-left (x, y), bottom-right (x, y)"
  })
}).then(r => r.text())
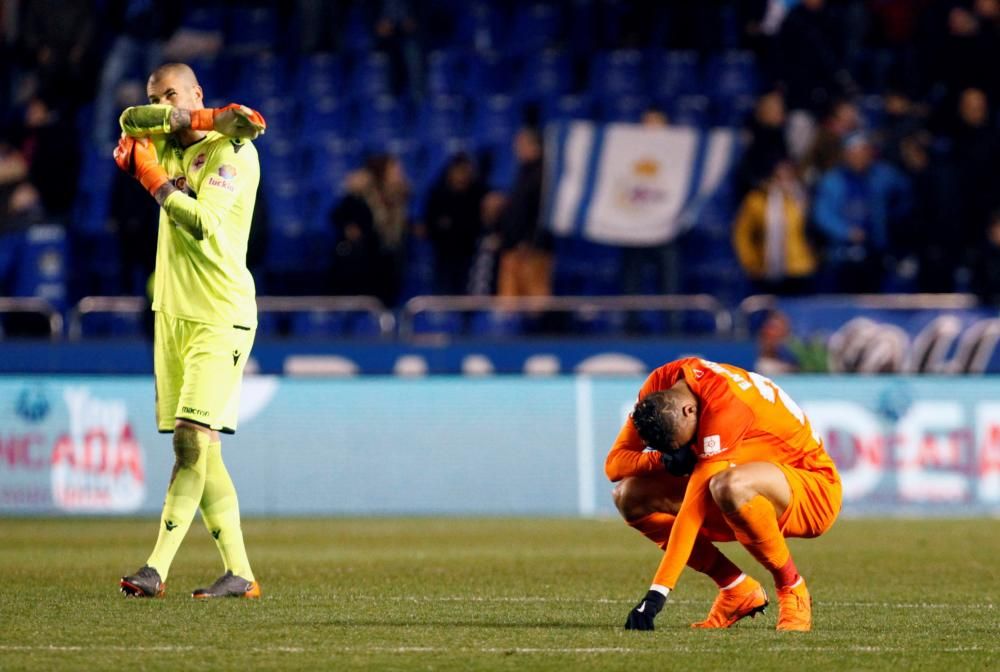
top-left (624, 590), bottom-right (666, 631)
top-left (661, 444), bottom-right (697, 477)
top-left (212, 104), bottom-right (267, 139)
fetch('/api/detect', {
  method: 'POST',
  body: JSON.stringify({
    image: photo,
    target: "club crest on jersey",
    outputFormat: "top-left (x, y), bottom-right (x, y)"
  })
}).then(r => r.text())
top-left (703, 434), bottom-right (722, 456)
top-left (218, 164), bottom-right (237, 179)
top-left (192, 153), bottom-right (206, 171)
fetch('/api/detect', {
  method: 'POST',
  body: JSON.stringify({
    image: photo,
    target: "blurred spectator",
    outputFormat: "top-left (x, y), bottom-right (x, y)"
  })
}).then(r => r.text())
top-left (109, 165), bottom-right (157, 295)
top-left (974, 208), bottom-right (1000, 306)
top-left (467, 192), bottom-right (507, 296)
top-left (945, 88), bottom-right (1000, 267)
top-left (876, 89), bottom-right (926, 169)
top-left (16, 0), bottom-right (98, 109)
top-left (799, 99), bottom-right (862, 185)
top-left (639, 106), bottom-right (669, 127)
top-left (775, 0), bottom-right (855, 112)
top-left (329, 154), bottom-right (411, 306)
top-left (754, 311), bottom-right (799, 375)
top-left (621, 109), bottom-right (680, 300)
top-left (893, 131), bottom-right (953, 292)
top-left (424, 153), bottom-right (487, 295)
top-left (9, 93), bottom-right (79, 222)
top-left (922, 3), bottom-right (1000, 107)
top-left (497, 127), bottom-right (551, 297)
top-left (375, 0), bottom-right (424, 99)
top-left (735, 90), bottom-right (789, 198)
top-left (732, 160), bottom-right (816, 295)
top-left (812, 132), bottom-right (911, 293)
top-left (92, 1), bottom-right (185, 145)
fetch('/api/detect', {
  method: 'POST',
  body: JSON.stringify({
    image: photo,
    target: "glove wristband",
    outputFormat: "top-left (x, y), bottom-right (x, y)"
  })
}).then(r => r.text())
top-left (189, 108), bottom-right (216, 131)
top-left (138, 165), bottom-right (170, 196)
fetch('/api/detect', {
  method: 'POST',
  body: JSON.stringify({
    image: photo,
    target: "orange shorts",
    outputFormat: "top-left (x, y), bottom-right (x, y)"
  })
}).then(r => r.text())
top-left (774, 464), bottom-right (843, 538)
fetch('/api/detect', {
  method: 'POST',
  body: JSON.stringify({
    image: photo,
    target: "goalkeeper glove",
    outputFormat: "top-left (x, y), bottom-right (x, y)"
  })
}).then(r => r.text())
top-left (624, 590), bottom-right (666, 631)
top-left (661, 444), bottom-right (697, 477)
top-left (113, 134), bottom-right (169, 197)
top-left (190, 103), bottom-right (267, 139)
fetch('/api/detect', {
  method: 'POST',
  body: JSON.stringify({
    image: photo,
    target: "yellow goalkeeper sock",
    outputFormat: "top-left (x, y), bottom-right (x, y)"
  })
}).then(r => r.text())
top-left (199, 440), bottom-right (254, 581)
top-left (146, 428), bottom-right (209, 580)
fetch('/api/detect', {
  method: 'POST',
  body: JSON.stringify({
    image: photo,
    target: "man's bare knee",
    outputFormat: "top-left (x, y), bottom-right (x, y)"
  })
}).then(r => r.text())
top-left (613, 478), bottom-right (678, 521)
top-left (173, 426), bottom-right (203, 469)
top-left (709, 469), bottom-right (755, 512)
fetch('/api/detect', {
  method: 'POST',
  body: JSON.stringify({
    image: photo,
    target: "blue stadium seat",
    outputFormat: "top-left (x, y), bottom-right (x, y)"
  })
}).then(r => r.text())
top-left (15, 225), bottom-right (68, 310)
top-left (258, 97), bottom-right (299, 141)
top-left (226, 5), bottom-right (278, 51)
top-left (300, 96), bottom-right (351, 137)
top-left (411, 311), bottom-right (464, 335)
top-left (648, 50), bottom-right (702, 100)
top-left (182, 6), bottom-right (225, 32)
top-left (668, 95), bottom-right (710, 128)
top-left (590, 50), bottom-right (645, 100)
top-left (484, 146), bottom-right (518, 190)
top-left (464, 50), bottom-right (511, 97)
top-left (260, 139), bottom-right (302, 184)
top-left (79, 312), bottom-right (145, 339)
top-left (265, 215), bottom-right (309, 272)
top-left (509, 3), bottom-right (562, 53)
top-left (706, 51), bottom-right (758, 103)
top-left (417, 95), bottom-right (469, 143)
top-left (426, 49), bottom-right (465, 96)
top-left (290, 310), bottom-right (350, 337)
top-left (297, 53), bottom-right (346, 99)
top-left (518, 49), bottom-right (572, 101)
top-left (472, 94), bottom-right (518, 150)
top-left (340, 4), bottom-right (374, 54)
top-left (454, 2), bottom-right (505, 52)
top-left (351, 52), bottom-right (393, 100)
top-left (350, 312), bottom-right (385, 337)
top-left (714, 94), bottom-right (756, 128)
top-left (240, 52), bottom-right (285, 99)
top-left (573, 309), bottom-right (626, 336)
top-left (469, 310), bottom-right (524, 337)
top-left (542, 93), bottom-right (594, 123)
top-left (600, 95), bottom-right (648, 123)
top-left (357, 95), bottom-right (410, 145)
top-left (187, 56), bottom-right (222, 97)
top-left (307, 134), bottom-right (360, 192)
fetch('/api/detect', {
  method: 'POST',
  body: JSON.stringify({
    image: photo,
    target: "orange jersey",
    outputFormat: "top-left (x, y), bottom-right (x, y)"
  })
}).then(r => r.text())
top-left (611, 357), bottom-right (839, 590)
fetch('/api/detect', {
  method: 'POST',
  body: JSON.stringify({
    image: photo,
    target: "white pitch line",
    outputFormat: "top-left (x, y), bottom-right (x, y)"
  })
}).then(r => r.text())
top-left (286, 595), bottom-right (996, 610)
top-left (0, 644), bottom-right (994, 655)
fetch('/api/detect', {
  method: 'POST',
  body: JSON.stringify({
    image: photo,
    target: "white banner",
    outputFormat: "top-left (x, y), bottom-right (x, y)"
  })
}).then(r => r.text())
top-left (544, 121), bottom-right (735, 246)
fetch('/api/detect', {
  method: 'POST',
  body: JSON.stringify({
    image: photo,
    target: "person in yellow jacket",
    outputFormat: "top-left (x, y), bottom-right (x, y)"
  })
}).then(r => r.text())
top-left (732, 161), bottom-right (817, 295)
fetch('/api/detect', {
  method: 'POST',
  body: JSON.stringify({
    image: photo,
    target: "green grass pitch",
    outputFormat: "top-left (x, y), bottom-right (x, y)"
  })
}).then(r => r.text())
top-left (0, 518), bottom-right (996, 671)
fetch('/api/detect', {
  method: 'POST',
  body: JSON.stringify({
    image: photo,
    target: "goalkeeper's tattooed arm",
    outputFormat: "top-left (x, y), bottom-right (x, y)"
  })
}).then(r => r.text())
top-left (120, 104), bottom-right (266, 139)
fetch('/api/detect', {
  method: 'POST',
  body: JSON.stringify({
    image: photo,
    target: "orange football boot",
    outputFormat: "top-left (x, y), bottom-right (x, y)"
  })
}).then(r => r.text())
top-left (192, 571), bottom-right (261, 599)
top-left (691, 575), bottom-right (768, 628)
top-left (775, 577), bottom-right (812, 631)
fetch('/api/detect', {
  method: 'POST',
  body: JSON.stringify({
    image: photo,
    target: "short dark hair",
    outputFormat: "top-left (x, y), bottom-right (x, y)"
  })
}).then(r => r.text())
top-left (631, 391), bottom-right (681, 452)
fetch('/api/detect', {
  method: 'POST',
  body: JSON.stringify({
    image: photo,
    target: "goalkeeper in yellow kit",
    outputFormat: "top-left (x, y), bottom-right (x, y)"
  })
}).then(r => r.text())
top-left (114, 63), bottom-right (267, 599)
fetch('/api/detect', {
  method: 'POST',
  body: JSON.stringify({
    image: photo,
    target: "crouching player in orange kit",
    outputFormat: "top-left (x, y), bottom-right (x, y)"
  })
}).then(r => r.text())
top-left (607, 357), bottom-right (841, 631)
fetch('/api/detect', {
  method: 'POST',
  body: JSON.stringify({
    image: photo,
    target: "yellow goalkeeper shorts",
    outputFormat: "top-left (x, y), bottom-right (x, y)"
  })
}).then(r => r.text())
top-left (153, 311), bottom-right (255, 434)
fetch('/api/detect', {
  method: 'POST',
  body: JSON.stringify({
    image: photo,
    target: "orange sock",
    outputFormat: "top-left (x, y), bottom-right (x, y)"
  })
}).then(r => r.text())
top-left (723, 495), bottom-right (800, 588)
top-left (628, 513), bottom-right (743, 588)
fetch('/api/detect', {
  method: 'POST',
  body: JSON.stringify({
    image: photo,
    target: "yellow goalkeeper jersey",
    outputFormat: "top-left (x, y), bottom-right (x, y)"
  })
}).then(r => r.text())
top-left (150, 131), bottom-right (260, 328)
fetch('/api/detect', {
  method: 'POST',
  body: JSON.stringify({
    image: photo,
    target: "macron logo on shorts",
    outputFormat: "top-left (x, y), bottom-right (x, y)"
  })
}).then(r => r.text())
top-left (703, 435), bottom-right (722, 456)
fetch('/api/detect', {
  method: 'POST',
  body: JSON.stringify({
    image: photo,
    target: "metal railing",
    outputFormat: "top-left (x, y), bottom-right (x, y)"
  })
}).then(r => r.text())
top-left (398, 294), bottom-right (734, 338)
top-left (736, 293), bottom-right (982, 336)
top-left (68, 296), bottom-right (148, 340)
top-left (67, 295), bottom-right (397, 340)
top-left (0, 297), bottom-right (64, 340)
top-left (255, 296), bottom-right (396, 337)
